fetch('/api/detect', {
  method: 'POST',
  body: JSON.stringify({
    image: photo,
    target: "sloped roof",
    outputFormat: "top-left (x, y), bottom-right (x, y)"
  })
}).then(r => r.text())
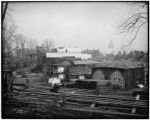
top-left (58, 61), bottom-right (72, 66)
top-left (74, 60), bottom-right (100, 65)
top-left (95, 60), bottom-right (143, 69)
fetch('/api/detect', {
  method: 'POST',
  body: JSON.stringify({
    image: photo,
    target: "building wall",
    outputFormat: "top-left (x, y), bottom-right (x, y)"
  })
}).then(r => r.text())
top-left (46, 53), bottom-right (91, 60)
top-left (92, 67), bottom-right (145, 89)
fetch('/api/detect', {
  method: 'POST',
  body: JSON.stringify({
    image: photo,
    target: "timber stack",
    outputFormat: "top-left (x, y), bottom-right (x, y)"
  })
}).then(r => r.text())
top-left (3, 84), bottom-right (148, 119)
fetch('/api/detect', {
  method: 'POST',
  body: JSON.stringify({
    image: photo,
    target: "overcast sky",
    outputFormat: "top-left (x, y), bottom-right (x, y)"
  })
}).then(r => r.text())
top-left (8, 2), bottom-right (148, 53)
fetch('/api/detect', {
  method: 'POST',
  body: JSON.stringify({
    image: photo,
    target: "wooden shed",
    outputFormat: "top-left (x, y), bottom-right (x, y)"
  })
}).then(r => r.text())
top-left (67, 60), bottom-right (99, 80)
top-left (92, 60), bottom-right (145, 89)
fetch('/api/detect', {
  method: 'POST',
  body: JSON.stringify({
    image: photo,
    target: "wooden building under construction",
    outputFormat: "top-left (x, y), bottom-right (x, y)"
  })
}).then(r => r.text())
top-left (44, 54), bottom-right (145, 90)
top-left (92, 60), bottom-right (145, 89)
top-left (43, 47), bottom-right (145, 90)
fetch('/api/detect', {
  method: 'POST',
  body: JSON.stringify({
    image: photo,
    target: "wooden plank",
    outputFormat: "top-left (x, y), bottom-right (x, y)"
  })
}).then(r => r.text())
top-left (90, 103), bottom-right (96, 108)
top-left (63, 107), bottom-right (146, 118)
top-left (66, 98), bottom-right (147, 109)
top-left (131, 95), bottom-right (140, 114)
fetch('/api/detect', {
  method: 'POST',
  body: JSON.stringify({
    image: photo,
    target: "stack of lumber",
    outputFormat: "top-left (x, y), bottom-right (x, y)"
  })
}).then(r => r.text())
top-left (76, 80), bottom-right (97, 89)
top-left (4, 85), bottom-right (148, 118)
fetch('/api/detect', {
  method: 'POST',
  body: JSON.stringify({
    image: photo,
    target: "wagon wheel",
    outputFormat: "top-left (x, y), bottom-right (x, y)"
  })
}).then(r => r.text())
top-left (92, 70), bottom-right (105, 80)
top-left (109, 71), bottom-right (125, 88)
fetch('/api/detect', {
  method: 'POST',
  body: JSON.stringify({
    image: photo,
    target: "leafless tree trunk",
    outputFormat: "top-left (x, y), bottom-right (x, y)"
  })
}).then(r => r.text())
top-left (2, 2), bottom-right (17, 59)
top-left (2, 2), bottom-right (8, 56)
top-left (2, 2), bottom-right (8, 25)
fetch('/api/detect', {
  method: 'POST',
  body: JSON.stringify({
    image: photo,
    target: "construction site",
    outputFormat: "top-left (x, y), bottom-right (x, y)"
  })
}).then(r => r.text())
top-left (2, 1), bottom-right (149, 119)
top-left (2, 46), bottom-right (149, 119)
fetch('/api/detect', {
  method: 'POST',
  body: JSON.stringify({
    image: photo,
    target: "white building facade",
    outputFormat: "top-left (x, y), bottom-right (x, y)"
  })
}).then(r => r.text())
top-left (46, 47), bottom-right (91, 60)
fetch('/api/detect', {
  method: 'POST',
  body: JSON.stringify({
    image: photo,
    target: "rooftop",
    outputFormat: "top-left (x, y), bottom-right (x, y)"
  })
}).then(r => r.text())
top-left (74, 60), bottom-right (100, 65)
top-left (95, 60), bottom-right (144, 69)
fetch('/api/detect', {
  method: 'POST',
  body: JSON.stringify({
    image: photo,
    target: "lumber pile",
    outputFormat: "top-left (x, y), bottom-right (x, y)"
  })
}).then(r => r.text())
top-left (4, 85), bottom-right (148, 118)
top-left (76, 80), bottom-right (97, 89)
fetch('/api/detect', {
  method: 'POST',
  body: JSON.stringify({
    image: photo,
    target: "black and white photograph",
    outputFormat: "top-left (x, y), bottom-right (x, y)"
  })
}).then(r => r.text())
top-left (2, 1), bottom-right (149, 119)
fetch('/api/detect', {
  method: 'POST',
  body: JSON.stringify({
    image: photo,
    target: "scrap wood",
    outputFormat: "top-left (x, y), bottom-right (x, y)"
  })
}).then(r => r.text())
top-left (5, 93), bottom-right (148, 118)
top-left (131, 95), bottom-right (140, 114)
top-left (95, 105), bottom-right (132, 112)
top-left (65, 96), bottom-right (146, 107)
top-left (63, 107), bottom-right (147, 118)
top-left (66, 98), bottom-right (147, 109)
top-left (63, 93), bottom-right (147, 105)
top-left (5, 84), bottom-right (148, 118)
top-left (64, 92), bottom-right (147, 102)
top-left (11, 88), bottom-right (147, 108)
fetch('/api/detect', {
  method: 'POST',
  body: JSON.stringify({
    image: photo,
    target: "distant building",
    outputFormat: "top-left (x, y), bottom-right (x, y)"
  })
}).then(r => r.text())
top-left (46, 52), bottom-right (91, 60)
top-left (46, 47), bottom-right (91, 60)
top-left (107, 40), bottom-right (114, 54)
top-left (57, 46), bottom-right (82, 53)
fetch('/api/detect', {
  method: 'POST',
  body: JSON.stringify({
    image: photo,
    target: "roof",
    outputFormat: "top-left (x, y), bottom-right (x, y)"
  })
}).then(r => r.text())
top-left (46, 53), bottom-right (91, 59)
top-left (74, 60), bottom-right (100, 65)
top-left (94, 60), bottom-right (143, 69)
top-left (58, 61), bottom-right (72, 66)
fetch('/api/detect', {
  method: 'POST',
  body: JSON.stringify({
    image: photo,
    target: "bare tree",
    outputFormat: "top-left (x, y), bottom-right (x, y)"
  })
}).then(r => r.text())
top-left (14, 34), bottom-right (28, 67)
top-left (3, 23), bottom-right (17, 54)
top-left (14, 34), bottom-right (21, 57)
top-left (2, 2), bottom-right (17, 57)
top-left (42, 39), bottom-right (55, 52)
top-left (118, 2), bottom-right (148, 47)
top-left (27, 38), bottom-right (38, 50)
top-left (15, 34), bottom-right (27, 57)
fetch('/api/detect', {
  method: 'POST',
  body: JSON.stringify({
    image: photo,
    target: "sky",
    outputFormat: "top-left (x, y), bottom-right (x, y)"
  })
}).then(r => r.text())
top-left (7, 2), bottom-right (148, 54)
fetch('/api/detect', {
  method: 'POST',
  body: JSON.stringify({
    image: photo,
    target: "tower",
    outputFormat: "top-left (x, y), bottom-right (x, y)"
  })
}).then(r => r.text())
top-left (107, 39), bottom-right (114, 54)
